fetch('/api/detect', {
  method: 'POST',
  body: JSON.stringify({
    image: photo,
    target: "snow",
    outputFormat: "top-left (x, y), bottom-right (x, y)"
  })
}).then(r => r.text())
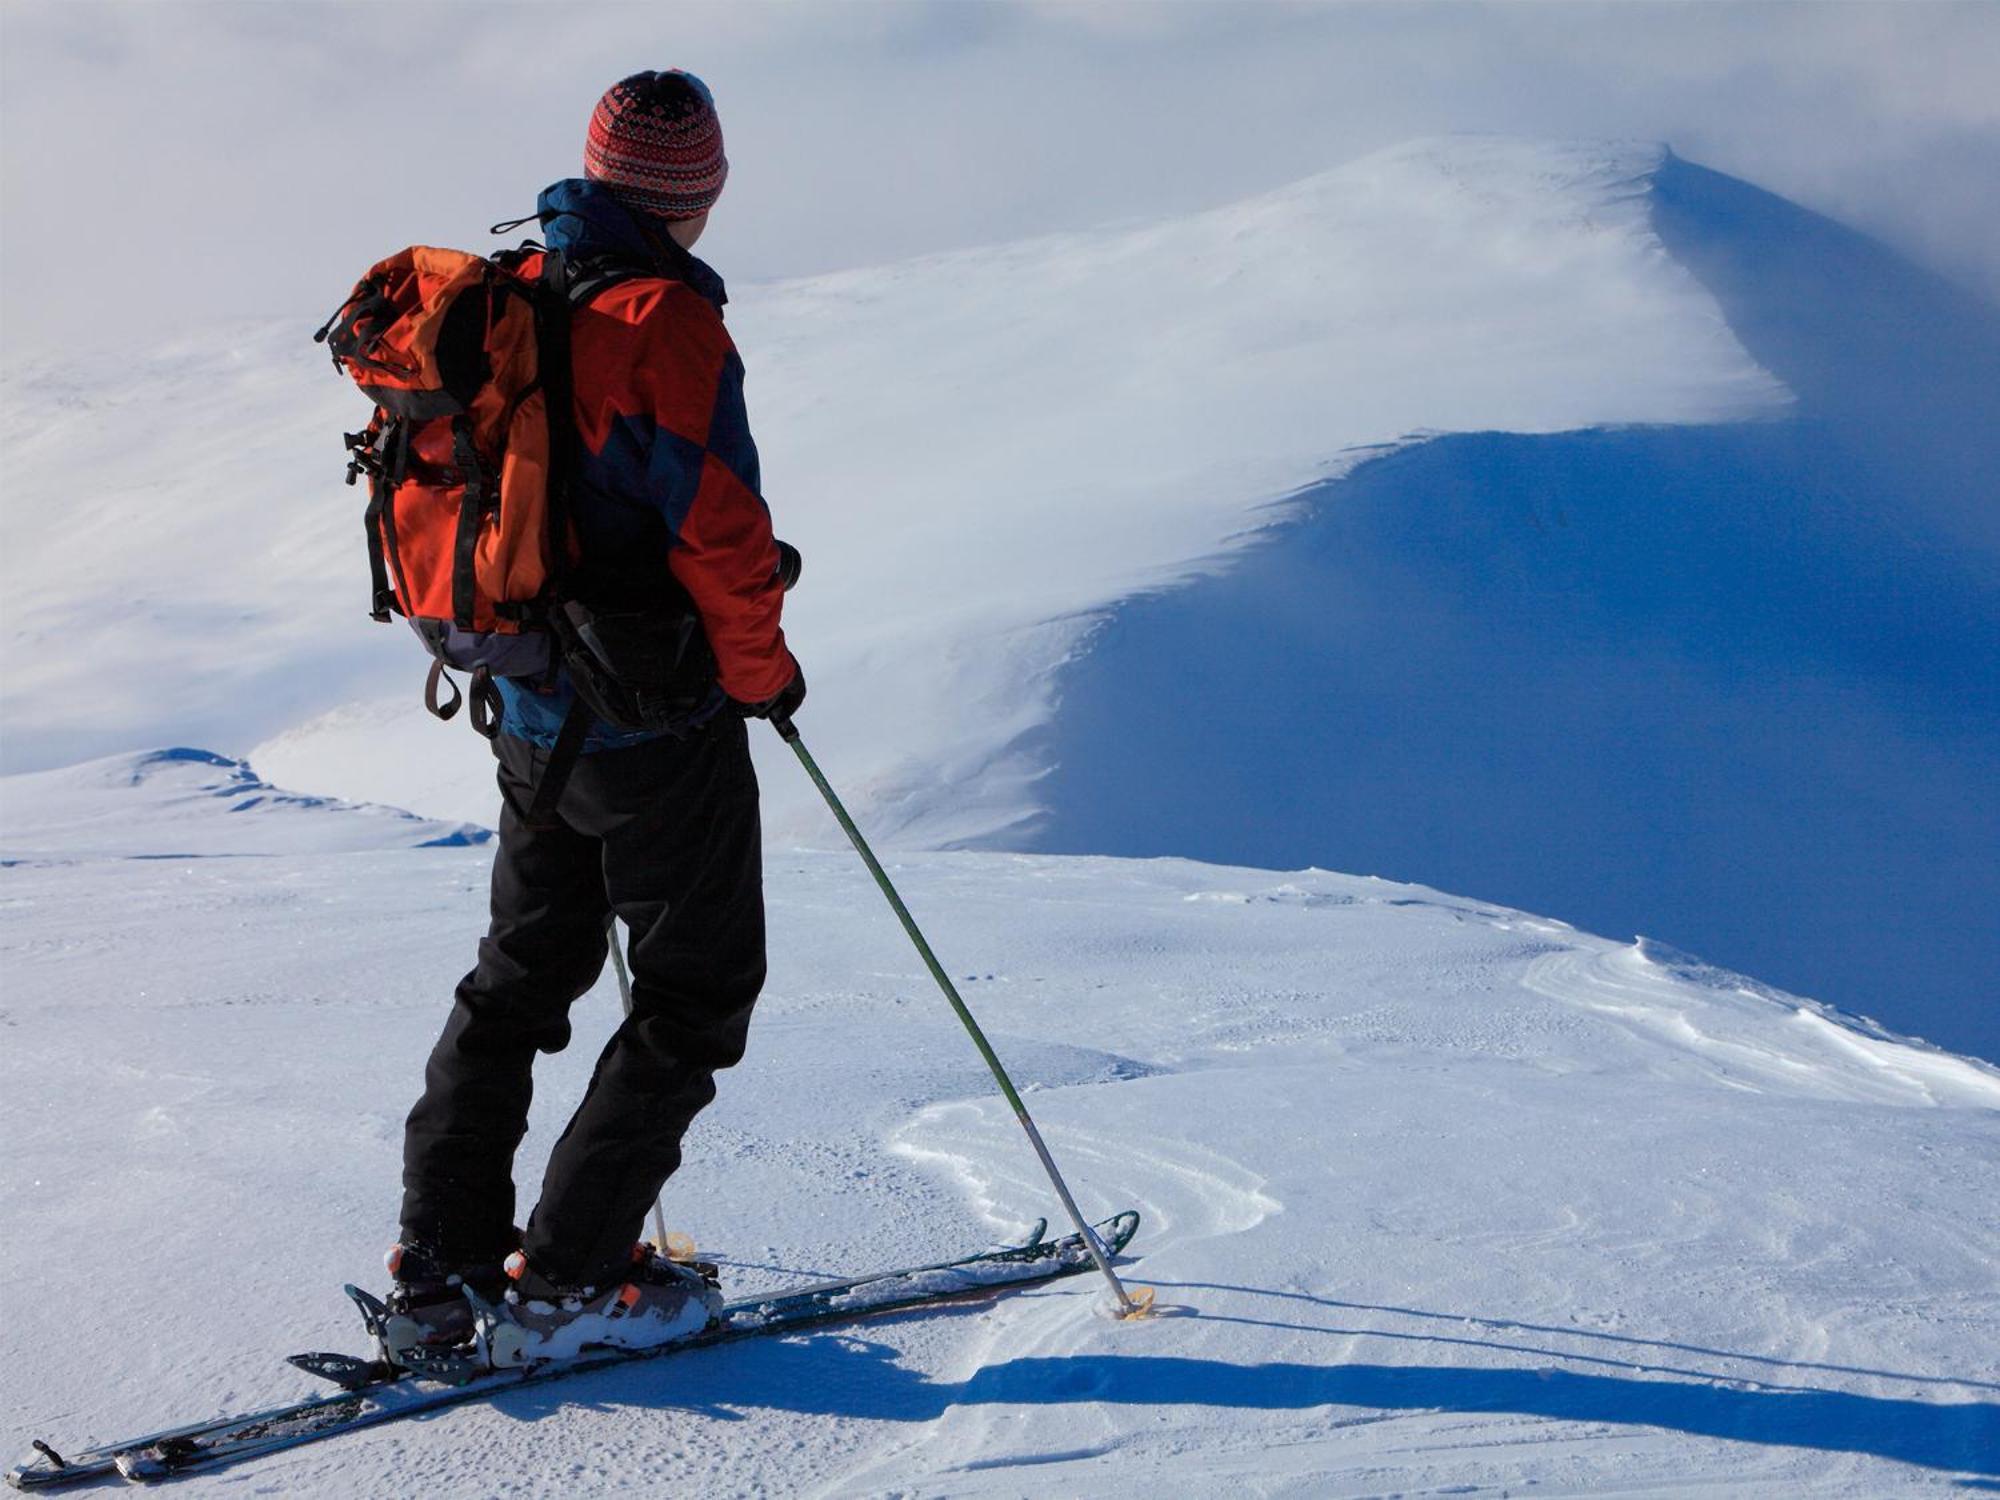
top-left (2, 138), bottom-right (1784, 845)
top-left (3, 134), bottom-right (1994, 1494)
top-left (1, 758), bottom-right (1995, 1494)
top-left (1029, 148), bottom-right (2000, 1062)
top-left (0, 748), bottom-right (487, 862)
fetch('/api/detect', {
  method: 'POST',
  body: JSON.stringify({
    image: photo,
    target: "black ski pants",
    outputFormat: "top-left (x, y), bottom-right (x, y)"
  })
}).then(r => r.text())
top-left (400, 715), bottom-right (764, 1286)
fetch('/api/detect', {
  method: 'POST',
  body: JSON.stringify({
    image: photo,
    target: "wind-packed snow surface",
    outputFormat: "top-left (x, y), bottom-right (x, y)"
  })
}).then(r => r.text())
top-left (1, 758), bottom-right (1995, 1495)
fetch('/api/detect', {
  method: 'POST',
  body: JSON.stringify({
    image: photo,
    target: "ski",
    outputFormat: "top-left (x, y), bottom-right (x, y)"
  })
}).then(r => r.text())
top-left (7, 1211), bottom-right (1138, 1490)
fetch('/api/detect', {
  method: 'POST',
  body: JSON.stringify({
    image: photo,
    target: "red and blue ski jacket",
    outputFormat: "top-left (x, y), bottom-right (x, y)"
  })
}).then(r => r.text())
top-left (497, 178), bottom-right (795, 750)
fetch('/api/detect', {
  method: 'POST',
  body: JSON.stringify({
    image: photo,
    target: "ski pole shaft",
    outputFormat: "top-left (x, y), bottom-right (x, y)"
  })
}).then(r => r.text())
top-left (605, 918), bottom-right (672, 1253)
top-left (771, 716), bottom-right (1143, 1315)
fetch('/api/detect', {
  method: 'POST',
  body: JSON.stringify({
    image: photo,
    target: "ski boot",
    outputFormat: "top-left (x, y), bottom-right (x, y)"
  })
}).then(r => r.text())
top-left (480, 1242), bottom-right (724, 1368)
top-left (378, 1241), bottom-right (511, 1378)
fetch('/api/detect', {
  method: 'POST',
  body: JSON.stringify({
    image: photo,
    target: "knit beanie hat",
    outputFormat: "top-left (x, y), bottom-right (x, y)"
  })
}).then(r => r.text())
top-left (584, 70), bottom-right (729, 223)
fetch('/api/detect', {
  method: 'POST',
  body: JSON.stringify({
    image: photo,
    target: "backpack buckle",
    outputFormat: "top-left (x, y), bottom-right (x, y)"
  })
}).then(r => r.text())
top-left (343, 428), bottom-right (384, 486)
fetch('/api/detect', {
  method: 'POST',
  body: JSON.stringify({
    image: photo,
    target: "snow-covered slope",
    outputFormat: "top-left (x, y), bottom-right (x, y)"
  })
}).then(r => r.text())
top-left (1, 760), bottom-right (1994, 1494)
top-left (2, 137), bottom-right (1783, 842)
top-left (0, 747), bottom-right (486, 862)
top-left (4, 135), bottom-right (1994, 1491)
top-left (7, 139), bottom-right (1986, 1058)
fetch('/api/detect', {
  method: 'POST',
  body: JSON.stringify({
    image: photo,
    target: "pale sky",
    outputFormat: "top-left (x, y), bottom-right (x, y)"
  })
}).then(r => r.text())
top-left (3, 0), bottom-right (1998, 358)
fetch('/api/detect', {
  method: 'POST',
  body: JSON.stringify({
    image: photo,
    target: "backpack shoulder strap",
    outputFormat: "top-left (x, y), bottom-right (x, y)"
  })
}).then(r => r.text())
top-left (562, 257), bottom-right (641, 310)
top-left (533, 249), bottom-right (652, 597)
top-left (534, 250), bottom-right (582, 597)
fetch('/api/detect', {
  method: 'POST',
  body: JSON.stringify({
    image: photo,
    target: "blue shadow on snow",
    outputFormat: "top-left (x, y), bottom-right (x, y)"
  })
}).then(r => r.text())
top-left (490, 1313), bottom-right (1998, 1478)
top-left (1027, 153), bottom-right (2000, 1062)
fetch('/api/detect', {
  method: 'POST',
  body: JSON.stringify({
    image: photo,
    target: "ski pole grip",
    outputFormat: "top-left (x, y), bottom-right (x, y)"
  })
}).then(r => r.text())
top-left (771, 713), bottom-right (801, 743)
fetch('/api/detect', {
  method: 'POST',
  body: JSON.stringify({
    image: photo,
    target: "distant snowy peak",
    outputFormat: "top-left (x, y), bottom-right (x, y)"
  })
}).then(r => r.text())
top-left (727, 134), bottom-right (1792, 844)
top-left (1228, 135), bottom-right (1670, 225)
top-left (0, 747), bottom-right (488, 861)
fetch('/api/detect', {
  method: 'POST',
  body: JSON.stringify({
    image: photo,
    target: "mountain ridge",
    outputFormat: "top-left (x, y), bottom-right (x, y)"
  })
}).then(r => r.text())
top-left (1031, 146), bottom-right (2000, 1060)
top-left (4, 135), bottom-right (1784, 844)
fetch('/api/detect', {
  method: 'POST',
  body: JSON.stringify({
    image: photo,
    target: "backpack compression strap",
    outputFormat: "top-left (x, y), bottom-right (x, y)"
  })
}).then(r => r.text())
top-left (424, 661), bottom-right (504, 740)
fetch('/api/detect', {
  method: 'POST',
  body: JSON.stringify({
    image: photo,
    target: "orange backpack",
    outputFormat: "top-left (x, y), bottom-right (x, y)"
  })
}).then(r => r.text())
top-left (316, 244), bottom-right (584, 733)
top-left (318, 242), bottom-right (751, 821)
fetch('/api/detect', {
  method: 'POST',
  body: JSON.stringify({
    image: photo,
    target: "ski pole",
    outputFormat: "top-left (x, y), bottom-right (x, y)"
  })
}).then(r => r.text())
top-left (605, 918), bottom-right (673, 1256)
top-left (770, 715), bottom-right (1150, 1317)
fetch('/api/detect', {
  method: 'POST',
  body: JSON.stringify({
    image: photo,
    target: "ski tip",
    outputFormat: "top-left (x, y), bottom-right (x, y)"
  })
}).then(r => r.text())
top-left (5, 1439), bottom-right (69, 1491)
top-left (1097, 1210), bottom-right (1142, 1257)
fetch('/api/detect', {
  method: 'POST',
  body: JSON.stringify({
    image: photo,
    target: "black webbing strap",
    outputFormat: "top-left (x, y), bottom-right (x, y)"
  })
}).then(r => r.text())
top-left (468, 666), bottom-right (503, 740)
top-left (537, 251), bottom-right (580, 596)
top-left (449, 415), bottom-right (486, 629)
top-left (364, 474), bottom-right (396, 622)
top-left (525, 696), bottom-right (591, 827)
top-left (511, 250), bottom-right (640, 830)
top-left (372, 422), bottom-right (413, 620)
top-left (423, 660), bottom-right (463, 721)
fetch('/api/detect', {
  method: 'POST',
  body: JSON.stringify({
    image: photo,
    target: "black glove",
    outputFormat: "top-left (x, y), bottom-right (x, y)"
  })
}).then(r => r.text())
top-left (734, 663), bottom-right (805, 723)
top-left (773, 540), bottom-right (803, 592)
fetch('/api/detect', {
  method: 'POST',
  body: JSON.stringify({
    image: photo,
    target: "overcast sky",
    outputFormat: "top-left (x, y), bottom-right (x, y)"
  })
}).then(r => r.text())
top-left (3, 0), bottom-right (1997, 358)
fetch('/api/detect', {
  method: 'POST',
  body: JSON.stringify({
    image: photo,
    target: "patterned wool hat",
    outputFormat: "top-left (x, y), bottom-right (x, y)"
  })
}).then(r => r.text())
top-left (584, 70), bottom-right (729, 222)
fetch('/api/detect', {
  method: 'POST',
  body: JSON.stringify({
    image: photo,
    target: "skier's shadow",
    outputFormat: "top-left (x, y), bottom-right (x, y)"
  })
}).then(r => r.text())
top-left (485, 1289), bottom-right (1999, 1479)
top-left (1171, 1280), bottom-right (2000, 1396)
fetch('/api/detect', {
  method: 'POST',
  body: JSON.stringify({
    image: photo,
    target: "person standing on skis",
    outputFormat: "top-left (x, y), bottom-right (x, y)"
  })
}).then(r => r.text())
top-left (384, 69), bottom-right (804, 1366)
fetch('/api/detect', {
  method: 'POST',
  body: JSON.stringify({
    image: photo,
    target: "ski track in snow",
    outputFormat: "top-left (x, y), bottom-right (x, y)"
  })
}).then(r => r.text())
top-left (892, 1092), bottom-right (1282, 1248)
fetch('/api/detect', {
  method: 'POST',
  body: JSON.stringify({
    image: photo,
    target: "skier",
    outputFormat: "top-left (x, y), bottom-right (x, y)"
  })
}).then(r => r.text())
top-left (383, 69), bottom-right (804, 1367)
